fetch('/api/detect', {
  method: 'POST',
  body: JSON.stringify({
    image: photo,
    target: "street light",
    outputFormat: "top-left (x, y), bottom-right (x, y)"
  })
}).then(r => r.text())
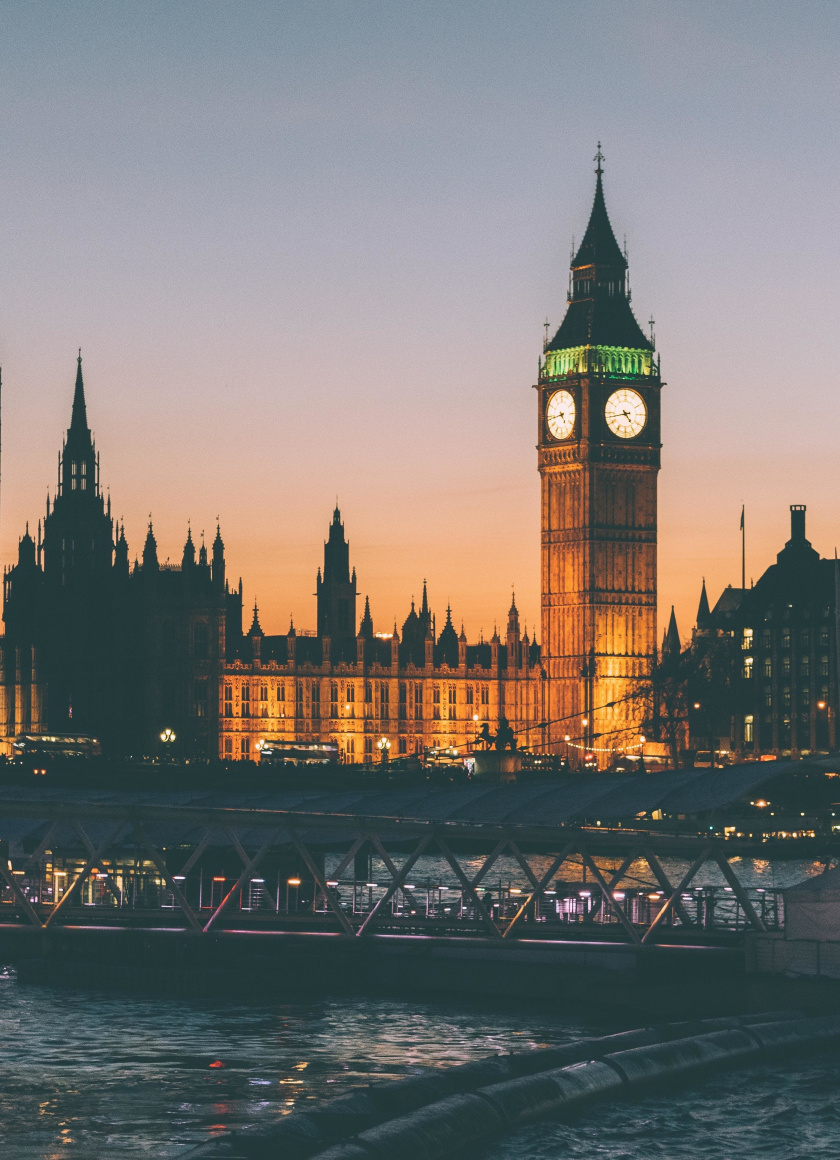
top-left (377, 737), bottom-right (391, 764)
top-left (160, 727), bottom-right (176, 763)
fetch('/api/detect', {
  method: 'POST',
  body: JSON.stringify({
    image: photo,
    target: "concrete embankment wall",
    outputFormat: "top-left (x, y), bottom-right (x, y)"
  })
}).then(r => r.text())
top-left (185, 1011), bottom-right (840, 1160)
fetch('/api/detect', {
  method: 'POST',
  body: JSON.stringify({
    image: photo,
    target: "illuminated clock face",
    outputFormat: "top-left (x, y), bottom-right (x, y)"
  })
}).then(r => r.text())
top-left (605, 389), bottom-right (646, 439)
top-left (546, 390), bottom-right (576, 440)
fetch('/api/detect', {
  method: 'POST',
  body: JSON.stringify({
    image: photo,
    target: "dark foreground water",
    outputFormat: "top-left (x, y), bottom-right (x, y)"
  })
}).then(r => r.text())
top-left (2, 966), bottom-right (839, 1160)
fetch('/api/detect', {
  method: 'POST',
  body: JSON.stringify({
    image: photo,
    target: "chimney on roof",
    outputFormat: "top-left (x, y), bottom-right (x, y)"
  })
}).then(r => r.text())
top-left (790, 504), bottom-right (806, 542)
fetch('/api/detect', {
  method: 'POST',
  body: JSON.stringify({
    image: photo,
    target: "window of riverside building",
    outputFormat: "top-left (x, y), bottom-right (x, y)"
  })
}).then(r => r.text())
top-left (821, 655), bottom-right (830, 677)
top-left (783, 656), bottom-right (791, 677)
top-left (260, 685), bottom-right (268, 701)
top-left (365, 682), bottom-right (372, 703)
top-left (744, 715), bottom-right (754, 743)
top-left (481, 685), bottom-right (489, 705)
top-left (433, 685), bottom-right (441, 720)
top-left (743, 656), bottom-right (753, 679)
top-left (742, 628), bottom-right (753, 650)
top-left (193, 621), bottom-right (209, 659)
top-left (800, 630), bottom-right (810, 650)
top-left (331, 683), bottom-right (338, 718)
top-left (764, 658), bottom-right (772, 679)
top-left (311, 685), bottom-right (320, 719)
top-left (782, 630), bottom-right (791, 649)
top-left (224, 685), bottom-right (233, 718)
top-left (783, 686), bottom-right (791, 707)
top-left (346, 737), bottom-right (355, 758)
top-left (414, 683), bottom-right (423, 719)
top-left (466, 685), bottom-right (474, 705)
top-left (448, 685), bottom-right (457, 719)
top-left (821, 629), bottom-right (830, 648)
top-left (762, 629), bottom-right (772, 648)
top-left (347, 684), bottom-right (355, 703)
top-left (801, 657), bottom-right (810, 678)
top-left (379, 684), bottom-right (389, 720)
top-left (364, 737), bottom-right (373, 757)
top-left (765, 690), bottom-right (773, 709)
top-left (240, 738), bottom-right (249, 758)
top-left (242, 685), bottom-right (250, 701)
top-left (801, 685), bottom-right (810, 706)
top-left (277, 684), bottom-right (285, 701)
top-left (399, 683), bottom-right (407, 719)
top-left (224, 738), bottom-right (232, 756)
top-left (398, 738), bottom-right (407, 755)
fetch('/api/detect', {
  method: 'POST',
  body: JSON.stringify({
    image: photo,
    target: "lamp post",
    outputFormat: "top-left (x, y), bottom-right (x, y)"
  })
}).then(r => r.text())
top-left (160, 728), bottom-right (176, 761)
top-left (377, 737), bottom-right (391, 765)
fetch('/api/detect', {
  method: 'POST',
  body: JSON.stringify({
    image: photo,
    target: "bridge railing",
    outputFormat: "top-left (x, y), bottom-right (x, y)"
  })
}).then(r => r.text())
top-left (0, 796), bottom-right (784, 943)
top-left (1, 871), bottom-right (784, 936)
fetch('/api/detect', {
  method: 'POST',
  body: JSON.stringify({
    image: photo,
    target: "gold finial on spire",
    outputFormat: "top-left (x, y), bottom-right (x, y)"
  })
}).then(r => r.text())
top-left (594, 141), bottom-right (604, 175)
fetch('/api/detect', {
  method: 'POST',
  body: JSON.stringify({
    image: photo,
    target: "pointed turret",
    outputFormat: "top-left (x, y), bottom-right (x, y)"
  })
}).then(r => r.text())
top-left (143, 521), bottom-right (159, 572)
top-left (317, 504), bottom-right (357, 640)
top-left (662, 606), bottom-right (680, 659)
top-left (182, 525), bottom-right (196, 569)
top-left (546, 150), bottom-right (653, 355)
top-left (247, 600), bottom-right (263, 642)
top-left (436, 603), bottom-right (459, 667)
top-left (212, 522), bottom-right (225, 588)
top-left (70, 349), bottom-right (89, 434)
top-left (359, 595), bottom-right (374, 639)
top-left (114, 521), bottom-right (129, 575)
top-left (696, 579), bottom-right (711, 631)
top-left (198, 530), bottom-right (208, 567)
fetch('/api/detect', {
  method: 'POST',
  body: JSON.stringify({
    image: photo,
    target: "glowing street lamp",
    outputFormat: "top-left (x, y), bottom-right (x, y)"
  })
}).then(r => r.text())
top-left (377, 737), bottom-right (391, 764)
top-left (159, 727), bottom-right (176, 763)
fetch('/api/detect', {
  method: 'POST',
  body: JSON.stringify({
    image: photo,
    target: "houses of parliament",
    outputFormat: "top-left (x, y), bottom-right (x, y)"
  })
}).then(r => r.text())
top-left (0, 159), bottom-right (662, 763)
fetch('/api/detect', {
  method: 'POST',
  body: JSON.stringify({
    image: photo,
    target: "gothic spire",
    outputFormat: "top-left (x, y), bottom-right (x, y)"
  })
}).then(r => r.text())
top-left (662, 606), bottom-right (680, 658)
top-left (571, 149), bottom-right (627, 272)
top-left (143, 520), bottom-right (159, 572)
top-left (696, 578), bottom-right (711, 630)
top-left (248, 600), bottom-right (263, 637)
top-left (359, 594), bottom-right (374, 639)
top-left (70, 349), bottom-right (89, 434)
top-left (546, 152), bottom-right (652, 354)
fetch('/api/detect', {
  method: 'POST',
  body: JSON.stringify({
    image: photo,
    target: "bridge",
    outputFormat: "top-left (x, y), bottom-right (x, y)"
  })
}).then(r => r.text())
top-left (1, 758), bottom-right (835, 943)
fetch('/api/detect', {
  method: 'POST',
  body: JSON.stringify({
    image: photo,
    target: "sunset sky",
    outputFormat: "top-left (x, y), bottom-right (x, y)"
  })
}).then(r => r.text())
top-left (0, 2), bottom-right (838, 644)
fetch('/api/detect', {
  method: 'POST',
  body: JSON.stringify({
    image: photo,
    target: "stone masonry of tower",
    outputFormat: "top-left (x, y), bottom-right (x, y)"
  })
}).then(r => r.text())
top-left (537, 158), bottom-right (662, 762)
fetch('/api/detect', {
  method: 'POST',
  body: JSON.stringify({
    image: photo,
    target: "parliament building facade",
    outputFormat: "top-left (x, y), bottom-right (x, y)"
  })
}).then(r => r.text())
top-left (1, 160), bottom-right (661, 763)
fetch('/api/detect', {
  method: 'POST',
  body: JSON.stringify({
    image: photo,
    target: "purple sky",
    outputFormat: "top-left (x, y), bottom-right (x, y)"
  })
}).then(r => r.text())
top-left (1, 2), bottom-right (838, 643)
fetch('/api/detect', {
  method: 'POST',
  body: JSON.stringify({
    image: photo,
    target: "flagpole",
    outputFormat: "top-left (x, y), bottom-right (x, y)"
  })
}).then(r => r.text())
top-left (741, 505), bottom-right (745, 591)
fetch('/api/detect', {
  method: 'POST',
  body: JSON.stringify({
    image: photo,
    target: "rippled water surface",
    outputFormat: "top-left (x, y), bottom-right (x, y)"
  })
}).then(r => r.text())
top-left (0, 967), bottom-right (590, 1158)
top-left (483, 1055), bottom-right (840, 1160)
top-left (3, 966), bottom-right (839, 1160)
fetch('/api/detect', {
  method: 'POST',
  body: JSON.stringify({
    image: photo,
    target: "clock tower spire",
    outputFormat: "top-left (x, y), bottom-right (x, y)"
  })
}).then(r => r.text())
top-left (537, 153), bottom-right (662, 763)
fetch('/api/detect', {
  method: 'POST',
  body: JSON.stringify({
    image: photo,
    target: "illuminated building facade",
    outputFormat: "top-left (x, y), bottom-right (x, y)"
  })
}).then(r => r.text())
top-left (220, 508), bottom-right (543, 762)
top-left (537, 155), bottom-right (661, 760)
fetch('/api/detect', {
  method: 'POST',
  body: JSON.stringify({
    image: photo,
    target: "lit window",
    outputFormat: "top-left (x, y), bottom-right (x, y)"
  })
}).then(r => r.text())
top-left (743, 656), bottom-right (753, 679)
top-left (744, 715), bottom-right (754, 744)
top-left (742, 628), bottom-right (753, 651)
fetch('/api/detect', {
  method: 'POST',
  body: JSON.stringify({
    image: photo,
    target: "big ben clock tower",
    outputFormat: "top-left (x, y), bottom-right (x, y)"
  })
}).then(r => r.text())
top-left (537, 151), bottom-right (661, 761)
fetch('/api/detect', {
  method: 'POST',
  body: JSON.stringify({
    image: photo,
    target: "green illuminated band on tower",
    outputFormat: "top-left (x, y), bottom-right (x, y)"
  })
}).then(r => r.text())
top-left (541, 344), bottom-right (658, 380)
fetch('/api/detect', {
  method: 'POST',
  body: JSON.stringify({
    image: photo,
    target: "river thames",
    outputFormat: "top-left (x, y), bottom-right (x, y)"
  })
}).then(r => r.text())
top-left (3, 963), bottom-right (840, 1160)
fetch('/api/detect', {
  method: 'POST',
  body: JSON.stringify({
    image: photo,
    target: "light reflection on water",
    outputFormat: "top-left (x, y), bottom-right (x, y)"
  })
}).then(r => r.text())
top-left (331, 853), bottom-right (828, 892)
top-left (0, 966), bottom-right (590, 1158)
top-left (4, 963), bottom-right (839, 1160)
